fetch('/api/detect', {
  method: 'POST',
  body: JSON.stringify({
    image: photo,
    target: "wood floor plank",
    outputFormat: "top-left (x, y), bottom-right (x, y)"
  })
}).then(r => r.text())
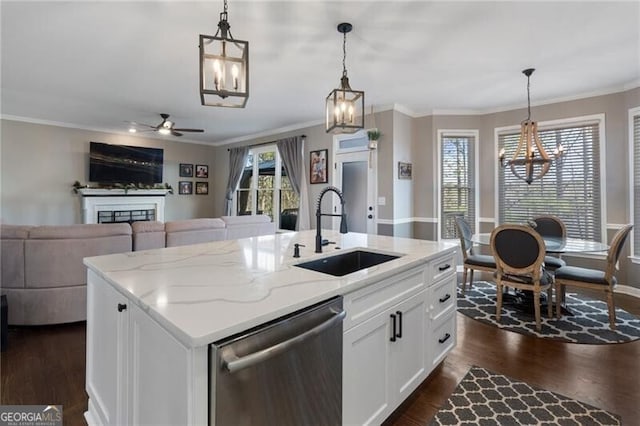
top-left (1, 290), bottom-right (638, 426)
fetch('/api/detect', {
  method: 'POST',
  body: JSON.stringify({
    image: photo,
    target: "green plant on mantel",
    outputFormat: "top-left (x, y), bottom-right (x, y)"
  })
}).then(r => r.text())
top-left (367, 128), bottom-right (381, 141)
top-left (72, 181), bottom-right (173, 194)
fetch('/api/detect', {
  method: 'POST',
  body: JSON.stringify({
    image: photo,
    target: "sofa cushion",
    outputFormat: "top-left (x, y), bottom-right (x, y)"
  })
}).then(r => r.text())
top-left (132, 221), bottom-right (166, 251)
top-left (28, 223), bottom-right (131, 239)
top-left (221, 215), bottom-right (271, 226)
top-left (25, 229), bottom-right (132, 289)
top-left (221, 215), bottom-right (276, 239)
top-left (165, 218), bottom-right (225, 233)
top-left (165, 218), bottom-right (227, 247)
top-left (1, 225), bottom-right (32, 289)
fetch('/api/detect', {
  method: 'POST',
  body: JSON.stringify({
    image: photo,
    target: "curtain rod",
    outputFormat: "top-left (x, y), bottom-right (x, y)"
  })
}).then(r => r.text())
top-left (227, 135), bottom-right (307, 151)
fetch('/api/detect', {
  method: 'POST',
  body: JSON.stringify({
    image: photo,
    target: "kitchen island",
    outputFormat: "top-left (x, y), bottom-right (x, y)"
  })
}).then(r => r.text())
top-left (84, 230), bottom-right (458, 425)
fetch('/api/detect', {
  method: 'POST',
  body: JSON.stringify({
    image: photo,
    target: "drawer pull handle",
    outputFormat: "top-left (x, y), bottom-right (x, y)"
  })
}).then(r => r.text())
top-left (390, 314), bottom-right (397, 342)
top-left (438, 264), bottom-right (451, 272)
top-left (396, 311), bottom-right (402, 339)
top-left (439, 294), bottom-right (451, 303)
top-left (438, 333), bottom-right (451, 344)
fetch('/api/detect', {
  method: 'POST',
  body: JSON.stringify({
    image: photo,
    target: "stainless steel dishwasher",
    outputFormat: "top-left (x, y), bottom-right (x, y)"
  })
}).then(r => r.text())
top-left (210, 296), bottom-right (345, 426)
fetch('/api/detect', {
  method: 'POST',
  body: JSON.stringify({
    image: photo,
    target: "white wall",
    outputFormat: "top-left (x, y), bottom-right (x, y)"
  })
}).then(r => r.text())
top-left (0, 119), bottom-right (218, 225)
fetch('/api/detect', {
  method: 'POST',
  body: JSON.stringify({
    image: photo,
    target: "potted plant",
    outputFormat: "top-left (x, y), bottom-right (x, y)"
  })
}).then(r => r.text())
top-left (367, 128), bottom-right (381, 150)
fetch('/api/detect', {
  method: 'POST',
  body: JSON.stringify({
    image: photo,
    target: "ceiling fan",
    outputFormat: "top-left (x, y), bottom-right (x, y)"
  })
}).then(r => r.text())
top-left (130, 113), bottom-right (205, 137)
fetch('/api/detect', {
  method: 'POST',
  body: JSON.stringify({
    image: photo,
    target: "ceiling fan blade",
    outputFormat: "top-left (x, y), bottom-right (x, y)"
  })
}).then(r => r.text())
top-left (173, 128), bottom-right (204, 133)
top-left (171, 130), bottom-right (183, 137)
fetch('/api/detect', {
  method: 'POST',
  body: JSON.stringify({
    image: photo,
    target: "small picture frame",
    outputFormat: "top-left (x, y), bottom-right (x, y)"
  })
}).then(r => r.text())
top-left (178, 181), bottom-right (192, 195)
top-left (179, 163), bottom-right (193, 178)
top-left (196, 164), bottom-right (209, 179)
top-left (398, 162), bottom-right (412, 180)
top-left (195, 181), bottom-right (209, 195)
top-left (310, 149), bottom-right (328, 184)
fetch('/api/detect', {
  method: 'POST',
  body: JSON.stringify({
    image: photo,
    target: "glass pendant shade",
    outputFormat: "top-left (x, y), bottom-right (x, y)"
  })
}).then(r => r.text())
top-left (325, 76), bottom-right (365, 133)
top-left (325, 22), bottom-right (365, 134)
top-left (199, 2), bottom-right (249, 108)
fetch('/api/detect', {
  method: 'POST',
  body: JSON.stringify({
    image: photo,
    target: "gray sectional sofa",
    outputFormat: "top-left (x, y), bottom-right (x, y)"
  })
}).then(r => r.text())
top-left (0, 215), bottom-right (276, 325)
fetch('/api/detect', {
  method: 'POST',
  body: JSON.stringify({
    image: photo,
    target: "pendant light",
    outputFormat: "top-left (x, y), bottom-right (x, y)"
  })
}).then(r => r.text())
top-left (199, 0), bottom-right (249, 108)
top-left (498, 68), bottom-right (564, 184)
top-left (325, 22), bottom-right (365, 134)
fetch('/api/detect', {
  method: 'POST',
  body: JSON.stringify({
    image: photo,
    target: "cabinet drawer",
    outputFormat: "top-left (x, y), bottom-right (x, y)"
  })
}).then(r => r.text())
top-left (428, 251), bottom-right (456, 284)
top-left (429, 274), bottom-right (456, 322)
top-left (344, 267), bottom-right (425, 331)
top-left (429, 310), bottom-right (456, 368)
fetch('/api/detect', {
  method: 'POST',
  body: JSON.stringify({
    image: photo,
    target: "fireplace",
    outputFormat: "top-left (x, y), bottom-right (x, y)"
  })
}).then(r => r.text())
top-left (78, 188), bottom-right (170, 224)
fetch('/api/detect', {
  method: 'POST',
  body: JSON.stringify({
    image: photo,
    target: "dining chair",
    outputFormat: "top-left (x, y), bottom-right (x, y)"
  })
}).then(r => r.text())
top-left (490, 224), bottom-right (553, 331)
top-left (553, 224), bottom-right (633, 329)
top-left (454, 217), bottom-right (496, 295)
top-left (530, 215), bottom-right (567, 271)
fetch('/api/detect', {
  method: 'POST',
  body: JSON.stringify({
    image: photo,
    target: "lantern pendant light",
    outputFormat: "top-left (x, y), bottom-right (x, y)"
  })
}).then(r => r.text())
top-left (199, 0), bottom-right (249, 108)
top-left (325, 22), bottom-right (365, 134)
top-left (498, 68), bottom-right (564, 184)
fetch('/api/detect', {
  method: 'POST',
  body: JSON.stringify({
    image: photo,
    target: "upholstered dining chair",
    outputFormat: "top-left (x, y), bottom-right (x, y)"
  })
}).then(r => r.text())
top-left (553, 224), bottom-right (633, 330)
top-left (454, 217), bottom-right (496, 295)
top-left (530, 215), bottom-right (567, 271)
top-left (490, 224), bottom-right (553, 331)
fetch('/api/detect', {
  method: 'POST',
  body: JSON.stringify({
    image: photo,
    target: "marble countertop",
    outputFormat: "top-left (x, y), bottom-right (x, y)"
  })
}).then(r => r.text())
top-left (84, 230), bottom-right (458, 347)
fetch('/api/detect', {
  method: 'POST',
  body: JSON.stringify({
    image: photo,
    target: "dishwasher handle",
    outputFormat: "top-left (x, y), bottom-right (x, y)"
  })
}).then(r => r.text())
top-left (222, 308), bottom-right (346, 373)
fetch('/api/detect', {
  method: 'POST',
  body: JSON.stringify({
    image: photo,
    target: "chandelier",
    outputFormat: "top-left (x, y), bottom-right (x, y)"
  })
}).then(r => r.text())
top-left (499, 68), bottom-right (564, 184)
top-left (325, 22), bottom-right (364, 133)
top-left (199, 0), bottom-right (249, 108)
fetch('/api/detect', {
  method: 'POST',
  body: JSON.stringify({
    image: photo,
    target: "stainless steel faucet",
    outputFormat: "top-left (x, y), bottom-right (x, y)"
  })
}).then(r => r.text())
top-left (316, 186), bottom-right (348, 253)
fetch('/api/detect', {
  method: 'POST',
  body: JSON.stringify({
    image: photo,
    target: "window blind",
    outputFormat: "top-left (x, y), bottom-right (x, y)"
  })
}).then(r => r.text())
top-left (441, 134), bottom-right (475, 239)
top-left (498, 121), bottom-right (602, 241)
top-left (633, 114), bottom-right (640, 255)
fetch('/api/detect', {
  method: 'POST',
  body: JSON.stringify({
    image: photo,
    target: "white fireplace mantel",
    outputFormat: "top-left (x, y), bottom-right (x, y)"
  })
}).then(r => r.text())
top-left (78, 188), bottom-right (170, 224)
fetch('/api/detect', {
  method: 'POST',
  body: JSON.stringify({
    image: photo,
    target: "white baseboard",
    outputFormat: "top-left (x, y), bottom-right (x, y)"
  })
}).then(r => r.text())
top-left (615, 284), bottom-right (640, 298)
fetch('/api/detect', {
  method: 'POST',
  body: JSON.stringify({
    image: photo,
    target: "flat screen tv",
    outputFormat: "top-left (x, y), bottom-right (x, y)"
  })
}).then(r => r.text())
top-left (89, 142), bottom-right (164, 184)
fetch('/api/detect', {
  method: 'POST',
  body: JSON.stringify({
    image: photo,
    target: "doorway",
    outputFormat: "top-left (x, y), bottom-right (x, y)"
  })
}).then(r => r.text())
top-left (333, 131), bottom-right (377, 234)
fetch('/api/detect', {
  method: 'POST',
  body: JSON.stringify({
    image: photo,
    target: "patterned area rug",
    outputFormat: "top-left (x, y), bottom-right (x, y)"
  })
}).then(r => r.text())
top-left (430, 367), bottom-right (621, 426)
top-left (457, 281), bottom-right (640, 344)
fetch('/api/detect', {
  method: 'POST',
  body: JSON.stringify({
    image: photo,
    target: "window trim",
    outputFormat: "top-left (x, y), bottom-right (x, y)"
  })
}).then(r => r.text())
top-left (493, 113), bottom-right (607, 242)
top-left (628, 106), bottom-right (640, 260)
top-left (233, 144), bottom-right (300, 229)
top-left (437, 129), bottom-right (479, 241)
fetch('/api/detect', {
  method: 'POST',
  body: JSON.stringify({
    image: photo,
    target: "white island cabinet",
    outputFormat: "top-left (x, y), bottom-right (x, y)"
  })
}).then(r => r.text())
top-left (84, 230), bottom-right (458, 425)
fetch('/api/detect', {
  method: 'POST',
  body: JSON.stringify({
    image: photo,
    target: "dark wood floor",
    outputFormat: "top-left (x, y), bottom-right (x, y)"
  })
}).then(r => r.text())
top-left (2, 289), bottom-right (639, 426)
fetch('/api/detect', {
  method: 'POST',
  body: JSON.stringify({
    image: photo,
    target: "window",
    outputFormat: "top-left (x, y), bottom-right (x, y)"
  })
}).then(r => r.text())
top-left (439, 130), bottom-right (477, 239)
top-left (631, 107), bottom-right (640, 256)
top-left (235, 145), bottom-right (300, 230)
top-left (497, 115), bottom-right (604, 241)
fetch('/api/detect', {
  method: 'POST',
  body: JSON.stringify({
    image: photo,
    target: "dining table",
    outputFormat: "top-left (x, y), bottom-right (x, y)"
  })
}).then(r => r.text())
top-left (470, 232), bottom-right (609, 316)
top-left (471, 233), bottom-right (610, 254)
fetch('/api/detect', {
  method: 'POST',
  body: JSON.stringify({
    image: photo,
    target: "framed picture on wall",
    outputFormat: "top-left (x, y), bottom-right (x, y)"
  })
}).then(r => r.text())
top-left (179, 181), bottom-right (193, 195)
top-left (196, 164), bottom-right (209, 179)
top-left (398, 162), bottom-right (412, 179)
top-left (179, 163), bottom-right (193, 177)
top-left (195, 181), bottom-right (209, 195)
top-left (310, 149), bottom-right (328, 184)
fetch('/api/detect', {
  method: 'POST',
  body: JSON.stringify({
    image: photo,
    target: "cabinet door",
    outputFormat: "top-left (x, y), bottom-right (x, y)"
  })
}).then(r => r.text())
top-left (128, 303), bottom-right (190, 426)
top-left (390, 290), bottom-right (427, 402)
top-left (86, 271), bottom-right (129, 426)
top-left (343, 309), bottom-right (394, 425)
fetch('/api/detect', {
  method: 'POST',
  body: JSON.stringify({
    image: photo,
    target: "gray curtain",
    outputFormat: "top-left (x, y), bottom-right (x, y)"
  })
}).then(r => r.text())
top-left (224, 147), bottom-right (249, 216)
top-left (277, 136), bottom-right (310, 230)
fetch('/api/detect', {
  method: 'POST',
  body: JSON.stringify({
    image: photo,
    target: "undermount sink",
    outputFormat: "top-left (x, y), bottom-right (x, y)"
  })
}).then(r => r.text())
top-left (294, 250), bottom-right (401, 277)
